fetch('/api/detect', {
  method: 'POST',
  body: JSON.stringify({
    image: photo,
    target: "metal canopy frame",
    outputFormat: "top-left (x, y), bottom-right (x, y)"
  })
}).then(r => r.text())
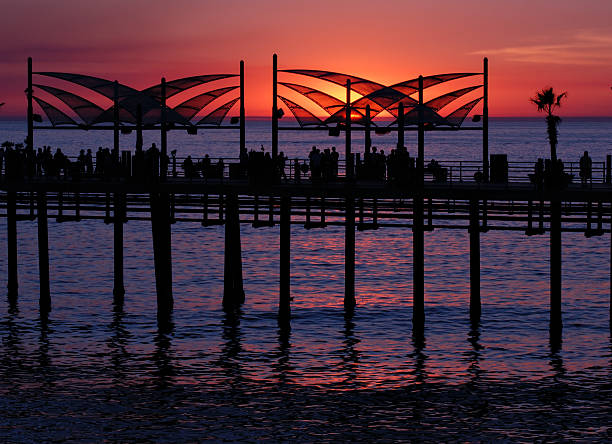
top-left (26, 57), bottom-right (247, 158)
top-left (271, 54), bottom-right (489, 180)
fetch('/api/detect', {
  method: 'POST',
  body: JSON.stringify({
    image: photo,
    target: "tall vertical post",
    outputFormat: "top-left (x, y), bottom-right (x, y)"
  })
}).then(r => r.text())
top-left (113, 81), bottom-right (120, 161)
top-left (413, 75), bottom-right (425, 331)
top-left (345, 78), bottom-right (355, 307)
top-left (346, 79), bottom-right (352, 179)
top-left (38, 191), bottom-right (50, 311)
top-left (365, 104), bottom-right (371, 154)
top-left (279, 196), bottom-right (291, 319)
top-left (272, 54), bottom-right (278, 159)
top-left (136, 104), bottom-right (143, 152)
top-left (240, 60), bottom-right (245, 155)
top-left (483, 57), bottom-right (489, 182)
top-left (469, 199), bottom-right (481, 322)
top-left (398, 102), bottom-right (405, 150)
top-left (7, 191), bottom-right (18, 299)
top-left (418, 76), bottom-right (424, 182)
top-left (160, 77), bottom-right (167, 179)
top-left (113, 81), bottom-right (125, 304)
top-left (27, 57), bottom-right (33, 151)
top-left (550, 200), bottom-right (562, 333)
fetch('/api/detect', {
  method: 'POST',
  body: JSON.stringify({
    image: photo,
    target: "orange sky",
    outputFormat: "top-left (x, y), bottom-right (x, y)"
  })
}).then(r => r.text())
top-left (1, 0), bottom-right (611, 118)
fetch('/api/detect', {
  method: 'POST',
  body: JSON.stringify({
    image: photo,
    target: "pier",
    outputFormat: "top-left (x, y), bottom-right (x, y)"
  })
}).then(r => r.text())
top-left (2, 56), bottom-right (611, 341)
top-left (2, 164), bottom-right (612, 336)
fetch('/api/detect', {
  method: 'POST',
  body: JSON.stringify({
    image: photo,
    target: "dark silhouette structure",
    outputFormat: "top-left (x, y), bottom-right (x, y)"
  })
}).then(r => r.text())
top-left (3, 56), bottom-right (612, 347)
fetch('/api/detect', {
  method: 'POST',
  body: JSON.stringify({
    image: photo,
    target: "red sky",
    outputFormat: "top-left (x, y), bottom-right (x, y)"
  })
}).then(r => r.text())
top-left (1, 0), bottom-right (611, 118)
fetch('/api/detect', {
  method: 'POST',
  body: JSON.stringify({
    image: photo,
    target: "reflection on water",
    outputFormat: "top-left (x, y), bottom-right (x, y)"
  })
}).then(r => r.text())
top-left (274, 320), bottom-right (292, 385)
top-left (340, 307), bottom-right (360, 388)
top-left (1, 120), bottom-right (612, 439)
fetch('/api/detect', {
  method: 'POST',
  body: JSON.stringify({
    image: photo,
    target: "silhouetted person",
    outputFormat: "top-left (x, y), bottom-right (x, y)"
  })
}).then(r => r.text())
top-left (85, 149), bottom-right (93, 176)
top-left (182, 155), bottom-right (196, 179)
top-left (78, 149), bottom-right (86, 175)
top-left (277, 151), bottom-right (287, 180)
top-left (331, 146), bottom-right (339, 179)
top-left (580, 150), bottom-right (592, 187)
top-left (202, 154), bottom-right (211, 179)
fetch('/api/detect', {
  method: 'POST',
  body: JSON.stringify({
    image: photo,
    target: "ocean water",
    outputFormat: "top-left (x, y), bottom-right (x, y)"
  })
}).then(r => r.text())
top-left (1, 118), bottom-right (612, 441)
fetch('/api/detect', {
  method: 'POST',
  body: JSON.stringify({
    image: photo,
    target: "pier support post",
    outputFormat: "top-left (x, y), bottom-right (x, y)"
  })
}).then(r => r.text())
top-left (37, 191), bottom-right (50, 311)
top-left (113, 192), bottom-right (125, 305)
top-left (345, 194), bottom-right (356, 308)
top-left (7, 191), bottom-right (18, 300)
top-left (150, 192), bottom-right (173, 319)
top-left (279, 196), bottom-right (291, 319)
top-left (469, 199), bottom-right (481, 322)
top-left (413, 196), bottom-right (425, 330)
top-left (550, 200), bottom-right (562, 333)
top-left (224, 194), bottom-right (245, 306)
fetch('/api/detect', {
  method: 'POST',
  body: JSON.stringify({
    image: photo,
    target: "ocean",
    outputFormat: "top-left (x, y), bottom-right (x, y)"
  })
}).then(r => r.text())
top-left (0, 118), bottom-right (611, 441)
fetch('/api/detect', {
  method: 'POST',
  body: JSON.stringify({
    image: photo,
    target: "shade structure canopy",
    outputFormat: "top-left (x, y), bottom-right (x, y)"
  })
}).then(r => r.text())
top-left (32, 72), bottom-right (241, 128)
top-left (277, 69), bottom-right (483, 128)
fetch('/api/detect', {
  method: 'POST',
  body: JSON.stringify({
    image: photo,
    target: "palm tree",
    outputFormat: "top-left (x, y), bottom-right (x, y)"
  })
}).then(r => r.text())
top-left (530, 87), bottom-right (567, 161)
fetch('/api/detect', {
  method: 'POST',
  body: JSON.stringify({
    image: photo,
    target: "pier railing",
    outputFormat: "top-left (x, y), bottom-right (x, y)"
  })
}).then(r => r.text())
top-left (47, 155), bottom-right (607, 186)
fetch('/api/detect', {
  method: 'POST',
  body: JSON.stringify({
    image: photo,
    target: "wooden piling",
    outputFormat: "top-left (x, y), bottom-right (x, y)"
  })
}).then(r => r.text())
top-left (413, 196), bottom-right (425, 329)
top-left (7, 191), bottom-right (18, 299)
top-left (469, 198), bottom-right (481, 322)
top-left (279, 196), bottom-right (291, 318)
top-left (150, 192), bottom-right (173, 317)
top-left (550, 200), bottom-right (562, 332)
top-left (113, 192), bottom-right (125, 304)
top-left (37, 191), bottom-right (50, 311)
top-left (223, 193), bottom-right (245, 306)
top-left (345, 194), bottom-right (356, 308)
top-left (413, 75), bottom-right (425, 331)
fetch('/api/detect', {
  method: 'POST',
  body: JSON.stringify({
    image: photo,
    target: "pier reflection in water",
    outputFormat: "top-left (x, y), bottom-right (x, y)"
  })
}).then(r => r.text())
top-left (2, 118), bottom-right (612, 439)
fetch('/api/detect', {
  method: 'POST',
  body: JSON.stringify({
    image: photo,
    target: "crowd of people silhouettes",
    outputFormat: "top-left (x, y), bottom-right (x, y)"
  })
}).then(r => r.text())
top-left (0, 139), bottom-right (595, 188)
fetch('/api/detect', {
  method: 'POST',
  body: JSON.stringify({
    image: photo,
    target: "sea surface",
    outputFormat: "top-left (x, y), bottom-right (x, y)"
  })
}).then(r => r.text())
top-left (1, 118), bottom-right (612, 441)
